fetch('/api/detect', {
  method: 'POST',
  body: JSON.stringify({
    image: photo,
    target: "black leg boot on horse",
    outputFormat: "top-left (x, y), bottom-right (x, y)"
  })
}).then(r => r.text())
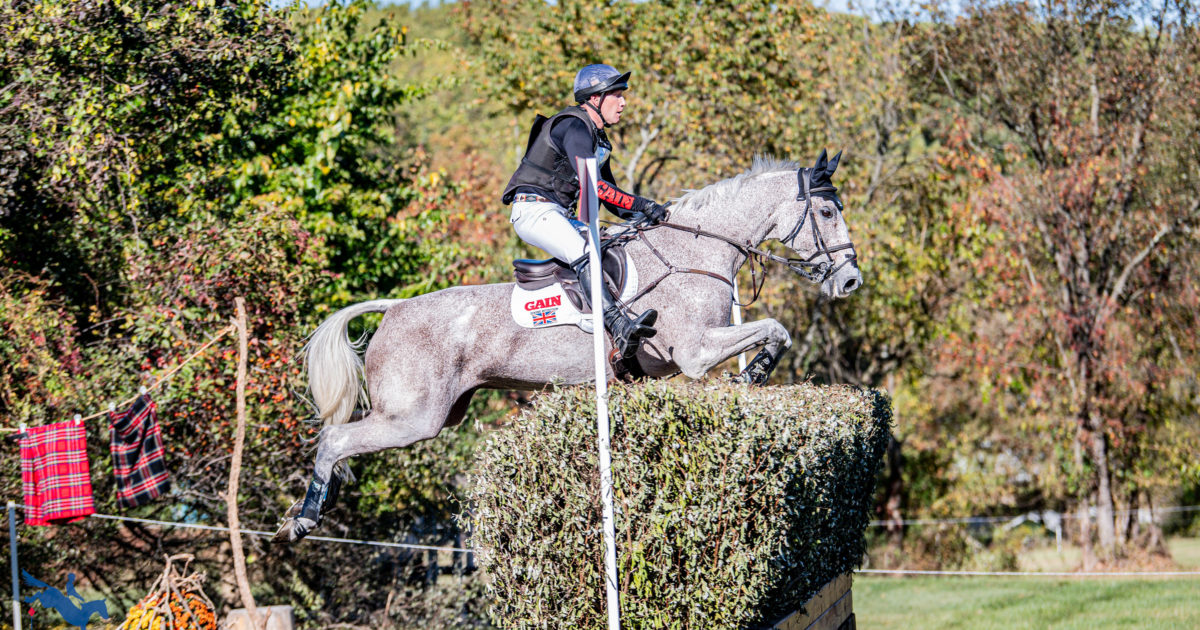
top-left (573, 257), bottom-right (657, 360)
top-left (736, 347), bottom-right (786, 385)
top-left (275, 463), bottom-right (352, 543)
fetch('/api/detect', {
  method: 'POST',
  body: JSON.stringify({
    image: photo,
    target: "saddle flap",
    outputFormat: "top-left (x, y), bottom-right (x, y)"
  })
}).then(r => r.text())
top-left (601, 245), bottom-right (626, 295)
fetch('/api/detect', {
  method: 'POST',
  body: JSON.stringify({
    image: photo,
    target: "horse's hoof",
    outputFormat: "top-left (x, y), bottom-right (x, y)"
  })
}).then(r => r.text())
top-left (273, 519), bottom-right (298, 543)
top-left (272, 516), bottom-right (317, 544)
top-left (735, 369), bottom-right (766, 386)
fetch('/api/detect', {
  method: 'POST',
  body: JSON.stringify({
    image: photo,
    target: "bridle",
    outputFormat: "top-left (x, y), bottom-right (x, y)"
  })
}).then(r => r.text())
top-left (617, 168), bottom-right (857, 307)
top-left (782, 167), bottom-right (858, 283)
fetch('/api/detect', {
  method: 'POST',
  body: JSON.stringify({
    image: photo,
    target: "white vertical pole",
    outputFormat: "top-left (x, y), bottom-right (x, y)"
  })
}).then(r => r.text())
top-left (577, 156), bottom-right (621, 630)
top-left (9, 501), bottom-right (21, 630)
top-left (731, 280), bottom-right (746, 372)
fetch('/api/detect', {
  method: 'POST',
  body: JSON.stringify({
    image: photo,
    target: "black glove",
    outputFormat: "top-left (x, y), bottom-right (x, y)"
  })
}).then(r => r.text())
top-left (644, 201), bottom-right (670, 225)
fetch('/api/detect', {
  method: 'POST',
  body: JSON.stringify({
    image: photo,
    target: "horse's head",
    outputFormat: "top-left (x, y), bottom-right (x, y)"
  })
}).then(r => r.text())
top-left (767, 149), bottom-right (861, 299)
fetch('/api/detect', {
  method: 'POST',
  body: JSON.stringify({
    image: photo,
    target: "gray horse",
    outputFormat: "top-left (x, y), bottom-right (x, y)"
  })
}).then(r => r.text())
top-left (275, 151), bottom-right (861, 542)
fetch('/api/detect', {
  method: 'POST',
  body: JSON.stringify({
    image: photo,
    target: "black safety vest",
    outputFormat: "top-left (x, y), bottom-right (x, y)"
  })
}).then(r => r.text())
top-left (501, 106), bottom-right (612, 209)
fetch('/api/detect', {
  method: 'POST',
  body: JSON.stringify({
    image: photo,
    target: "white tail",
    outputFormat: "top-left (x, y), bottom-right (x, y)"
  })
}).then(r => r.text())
top-left (304, 299), bottom-right (404, 428)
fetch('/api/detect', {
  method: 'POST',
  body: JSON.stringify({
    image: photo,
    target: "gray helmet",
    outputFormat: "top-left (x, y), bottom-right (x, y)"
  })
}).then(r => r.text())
top-left (573, 64), bottom-right (631, 103)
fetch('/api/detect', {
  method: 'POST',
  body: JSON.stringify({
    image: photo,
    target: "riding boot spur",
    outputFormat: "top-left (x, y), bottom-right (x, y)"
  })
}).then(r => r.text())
top-left (573, 257), bottom-right (657, 360)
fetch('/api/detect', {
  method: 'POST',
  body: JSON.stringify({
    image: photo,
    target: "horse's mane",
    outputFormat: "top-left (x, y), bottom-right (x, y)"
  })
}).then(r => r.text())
top-left (672, 156), bottom-right (800, 209)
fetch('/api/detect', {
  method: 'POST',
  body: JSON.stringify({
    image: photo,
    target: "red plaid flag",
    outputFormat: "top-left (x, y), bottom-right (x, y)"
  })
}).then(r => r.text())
top-left (109, 394), bottom-right (170, 508)
top-left (20, 421), bottom-right (95, 526)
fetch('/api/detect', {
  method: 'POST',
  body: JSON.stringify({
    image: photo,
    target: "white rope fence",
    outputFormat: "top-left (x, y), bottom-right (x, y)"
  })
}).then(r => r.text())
top-left (10, 501), bottom-right (1199, 555)
top-left (868, 504), bottom-right (1200, 527)
top-left (7, 502), bottom-right (476, 553)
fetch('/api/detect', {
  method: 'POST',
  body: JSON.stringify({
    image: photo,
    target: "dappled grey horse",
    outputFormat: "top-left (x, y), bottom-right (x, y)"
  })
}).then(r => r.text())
top-left (275, 150), bottom-right (861, 542)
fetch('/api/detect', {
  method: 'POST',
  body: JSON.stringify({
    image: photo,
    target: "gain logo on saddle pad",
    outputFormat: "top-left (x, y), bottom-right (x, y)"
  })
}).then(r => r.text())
top-left (510, 285), bottom-right (590, 332)
top-left (525, 295), bottom-right (561, 311)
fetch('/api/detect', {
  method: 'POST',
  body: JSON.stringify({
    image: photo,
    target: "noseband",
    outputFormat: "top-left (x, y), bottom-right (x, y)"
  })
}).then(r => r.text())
top-left (622, 168), bottom-right (857, 307)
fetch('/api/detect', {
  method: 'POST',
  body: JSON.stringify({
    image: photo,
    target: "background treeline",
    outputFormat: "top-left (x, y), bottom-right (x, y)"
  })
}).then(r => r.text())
top-left (0, 0), bottom-right (1197, 627)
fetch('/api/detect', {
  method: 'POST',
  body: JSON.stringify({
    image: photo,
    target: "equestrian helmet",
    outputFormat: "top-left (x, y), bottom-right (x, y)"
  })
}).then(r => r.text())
top-left (574, 64), bottom-right (631, 103)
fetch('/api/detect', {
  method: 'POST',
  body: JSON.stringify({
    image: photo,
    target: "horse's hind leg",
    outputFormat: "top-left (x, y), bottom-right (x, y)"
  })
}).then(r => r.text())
top-left (273, 408), bottom-right (448, 543)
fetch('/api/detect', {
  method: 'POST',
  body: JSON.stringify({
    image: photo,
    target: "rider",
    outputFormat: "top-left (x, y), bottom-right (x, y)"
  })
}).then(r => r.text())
top-left (502, 64), bottom-right (669, 360)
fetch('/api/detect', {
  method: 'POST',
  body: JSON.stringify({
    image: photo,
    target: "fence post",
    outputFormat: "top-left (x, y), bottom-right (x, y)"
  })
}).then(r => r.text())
top-left (577, 156), bottom-right (621, 630)
top-left (227, 297), bottom-right (259, 625)
top-left (9, 501), bottom-right (20, 630)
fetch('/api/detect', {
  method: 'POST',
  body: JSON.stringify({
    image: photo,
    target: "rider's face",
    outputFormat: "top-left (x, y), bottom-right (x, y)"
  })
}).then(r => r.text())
top-left (594, 89), bottom-right (626, 124)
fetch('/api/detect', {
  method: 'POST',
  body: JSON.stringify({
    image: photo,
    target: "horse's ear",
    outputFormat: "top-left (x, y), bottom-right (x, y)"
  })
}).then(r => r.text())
top-left (826, 150), bottom-right (842, 176)
top-left (814, 148), bottom-right (829, 171)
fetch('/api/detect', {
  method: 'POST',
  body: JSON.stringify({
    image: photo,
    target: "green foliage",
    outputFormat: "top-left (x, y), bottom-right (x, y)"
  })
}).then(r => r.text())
top-left (463, 0), bottom-right (830, 193)
top-left (0, 1), bottom-right (487, 626)
top-left (0, 271), bottom-right (82, 420)
top-left (190, 1), bottom-right (469, 305)
top-left (0, 0), bottom-right (293, 311)
top-left (467, 381), bottom-right (891, 628)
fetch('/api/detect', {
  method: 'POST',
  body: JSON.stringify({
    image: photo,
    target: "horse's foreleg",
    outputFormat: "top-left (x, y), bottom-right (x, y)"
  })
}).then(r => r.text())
top-left (274, 413), bottom-right (444, 543)
top-left (671, 318), bottom-right (792, 381)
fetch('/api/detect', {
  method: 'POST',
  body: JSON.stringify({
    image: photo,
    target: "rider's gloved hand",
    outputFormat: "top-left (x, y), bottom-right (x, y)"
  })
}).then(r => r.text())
top-left (644, 202), bottom-right (670, 225)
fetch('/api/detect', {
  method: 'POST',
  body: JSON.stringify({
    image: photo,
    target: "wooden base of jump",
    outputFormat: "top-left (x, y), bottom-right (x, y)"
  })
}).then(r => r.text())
top-left (770, 573), bottom-right (854, 630)
top-left (226, 605), bottom-right (295, 630)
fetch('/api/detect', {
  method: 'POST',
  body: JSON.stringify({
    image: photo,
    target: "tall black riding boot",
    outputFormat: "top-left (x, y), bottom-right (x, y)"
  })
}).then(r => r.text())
top-left (574, 258), bottom-right (657, 359)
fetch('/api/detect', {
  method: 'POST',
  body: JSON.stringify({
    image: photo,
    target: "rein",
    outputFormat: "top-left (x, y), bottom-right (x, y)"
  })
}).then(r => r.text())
top-left (620, 168), bottom-right (856, 308)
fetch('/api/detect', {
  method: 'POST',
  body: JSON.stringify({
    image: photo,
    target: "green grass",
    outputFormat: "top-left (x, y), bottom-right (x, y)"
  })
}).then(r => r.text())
top-left (855, 538), bottom-right (1200, 629)
top-left (1169, 537), bottom-right (1200, 569)
top-left (855, 576), bottom-right (1200, 629)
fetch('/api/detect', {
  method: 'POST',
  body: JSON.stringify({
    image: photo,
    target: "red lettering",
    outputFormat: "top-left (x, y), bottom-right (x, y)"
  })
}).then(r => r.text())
top-left (597, 181), bottom-right (635, 209)
top-left (525, 295), bottom-right (562, 311)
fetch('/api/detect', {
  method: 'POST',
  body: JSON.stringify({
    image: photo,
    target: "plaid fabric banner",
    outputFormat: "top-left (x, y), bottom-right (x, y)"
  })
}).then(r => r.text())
top-left (109, 394), bottom-right (170, 509)
top-left (20, 421), bottom-right (95, 526)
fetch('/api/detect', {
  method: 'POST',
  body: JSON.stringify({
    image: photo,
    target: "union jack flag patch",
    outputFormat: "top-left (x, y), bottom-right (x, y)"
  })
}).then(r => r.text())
top-left (531, 308), bottom-right (557, 326)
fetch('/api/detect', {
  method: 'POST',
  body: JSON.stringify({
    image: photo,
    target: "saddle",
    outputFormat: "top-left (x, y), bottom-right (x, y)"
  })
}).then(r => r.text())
top-left (508, 237), bottom-right (646, 381)
top-left (512, 243), bottom-right (629, 314)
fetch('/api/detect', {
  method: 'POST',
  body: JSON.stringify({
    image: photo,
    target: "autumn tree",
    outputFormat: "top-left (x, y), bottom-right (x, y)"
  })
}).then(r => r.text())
top-left (920, 0), bottom-right (1200, 565)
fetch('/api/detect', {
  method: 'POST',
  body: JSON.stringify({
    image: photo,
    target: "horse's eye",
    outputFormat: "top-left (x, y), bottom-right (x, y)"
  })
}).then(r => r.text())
top-left (821, 208), bottom-right (835, 219)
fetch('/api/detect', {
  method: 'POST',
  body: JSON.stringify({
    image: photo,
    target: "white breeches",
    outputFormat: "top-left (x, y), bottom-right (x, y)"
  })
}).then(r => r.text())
top-left (510, 201), bottom-right (588, 264)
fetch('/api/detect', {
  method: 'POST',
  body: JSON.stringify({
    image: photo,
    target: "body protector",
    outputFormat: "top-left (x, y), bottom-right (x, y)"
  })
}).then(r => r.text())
top-left (502, 106), bottom-right (651, 218)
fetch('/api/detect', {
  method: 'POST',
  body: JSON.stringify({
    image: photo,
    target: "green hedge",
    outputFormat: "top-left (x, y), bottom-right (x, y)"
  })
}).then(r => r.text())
top-left (466, 380), bottom-right (891, 629)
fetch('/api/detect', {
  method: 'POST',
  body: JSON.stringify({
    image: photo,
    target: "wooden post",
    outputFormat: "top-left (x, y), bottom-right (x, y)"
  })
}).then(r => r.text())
top-left (227, 298), bottom-right (259, 624)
